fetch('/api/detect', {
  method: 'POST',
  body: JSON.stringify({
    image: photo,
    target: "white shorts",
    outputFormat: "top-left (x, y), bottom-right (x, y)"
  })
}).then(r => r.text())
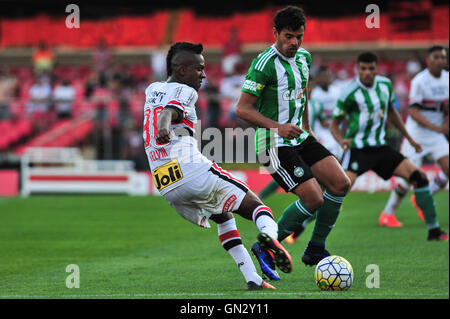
top-left (162, 163), bottom-right (249, 228)
top-left (401, 132), bottom-right (449, 166)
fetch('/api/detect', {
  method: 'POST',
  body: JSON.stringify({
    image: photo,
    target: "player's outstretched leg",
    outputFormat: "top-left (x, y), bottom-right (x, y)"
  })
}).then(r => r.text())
top-left (301, 156), bottom-right (351, 266)
top-left (277, 198), bottom-right (316, 242)
top-left (250, 204), bottom-right (291, 278)
top-left (407, 169), bottom-right (448, 241)
top-left (235, 191), bottom-right (293, 279)
top-left (380, 178), bottom-right (409, 227)
top-left (249, 204), bottom-right (282, 280)
top-left (213, 213), bottom-right (276, 290)
top-left (257, 232), bottom-right (293, 273)
top-left (411, 169), bottom-right (448, 222)
top-left (285, 214), bottom-right (315, 244)
top-left (302, 190), bottom-right (347, 266)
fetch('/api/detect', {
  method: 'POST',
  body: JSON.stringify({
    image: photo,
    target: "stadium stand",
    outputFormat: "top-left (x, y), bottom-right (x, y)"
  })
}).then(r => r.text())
top-left (0, 1), bottom-right (448, 171)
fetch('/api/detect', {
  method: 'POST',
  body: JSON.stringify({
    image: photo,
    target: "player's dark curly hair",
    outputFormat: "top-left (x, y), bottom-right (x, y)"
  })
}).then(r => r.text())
top-left (428, 45), bottom-right (445, 55)
top-left (273, 6), bottom-right (306, 33)
top-left (166, 42), bottom-right (203, 77)
top-left (357, 51), bottom-right (378, 64)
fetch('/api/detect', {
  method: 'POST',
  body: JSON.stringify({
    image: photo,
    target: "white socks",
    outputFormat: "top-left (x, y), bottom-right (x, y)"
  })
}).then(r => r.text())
top-left (384, 170), bottom-right (448, 215)
top-left (430, 170), bottom-right (448, 194)
top-left (217, 218), bottom-right (262, 285)
top-left (252, 205), bottom-right (278, 240)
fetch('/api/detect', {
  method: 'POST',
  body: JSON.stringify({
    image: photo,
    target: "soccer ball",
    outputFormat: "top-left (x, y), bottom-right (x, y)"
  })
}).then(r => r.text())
top-left (314, 255), bottom-right (354, 291)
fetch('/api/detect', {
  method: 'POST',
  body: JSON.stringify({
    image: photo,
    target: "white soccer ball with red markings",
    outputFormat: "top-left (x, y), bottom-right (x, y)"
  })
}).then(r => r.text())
top-left (314, 255), bottom-right (354, 291)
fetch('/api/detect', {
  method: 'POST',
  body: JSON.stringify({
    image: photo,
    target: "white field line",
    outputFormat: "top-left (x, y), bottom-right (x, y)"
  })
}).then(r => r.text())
top-left (0, 292), bottom-right (448, 298)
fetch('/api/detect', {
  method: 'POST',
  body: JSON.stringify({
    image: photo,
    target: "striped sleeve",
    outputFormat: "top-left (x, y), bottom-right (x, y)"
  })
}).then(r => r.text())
top-left (166, 85), bottom-right (197, 118)
top-left (333, 93), bottom-right (351, 118)
top-left (241, 49), bottom-right (274, 97)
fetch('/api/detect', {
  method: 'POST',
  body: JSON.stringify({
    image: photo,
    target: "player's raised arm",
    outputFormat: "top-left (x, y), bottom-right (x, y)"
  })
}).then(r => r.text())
top-left (330, 116), bottom-right (350, 151)
top-left (236, 92), bottom-right (301, 139)
top-left (301, 91), bottom-right (315, 138)
top-left (155, 107), bottom-right (180, 144)
top-left (387, 102), bottom-right (422, 153)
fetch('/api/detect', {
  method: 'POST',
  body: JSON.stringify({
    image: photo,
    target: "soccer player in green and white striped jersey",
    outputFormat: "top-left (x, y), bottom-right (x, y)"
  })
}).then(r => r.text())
top-left (330, 51), bottom-right (448, 241)
top-left (236, 7), bottom-right (352, 277)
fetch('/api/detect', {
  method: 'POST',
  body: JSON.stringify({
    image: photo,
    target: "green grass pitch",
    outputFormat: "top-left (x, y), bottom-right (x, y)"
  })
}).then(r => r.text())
top-left (0, 192), bottom-right (448, 299)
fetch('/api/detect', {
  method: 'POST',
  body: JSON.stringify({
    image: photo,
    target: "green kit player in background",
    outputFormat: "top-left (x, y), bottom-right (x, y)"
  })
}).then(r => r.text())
top-left (236, 6), bottom-right (351, 280)
top-left (330, 51), bottom-right (448, 242)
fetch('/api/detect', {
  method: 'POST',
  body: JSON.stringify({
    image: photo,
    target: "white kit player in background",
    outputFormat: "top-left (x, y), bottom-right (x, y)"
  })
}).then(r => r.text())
top-left (143, 42), bottom-right (293, 290)
top-left (381, 45), bottom-right (449, 227)
top-left (310, 65), bottom-right (344, 159)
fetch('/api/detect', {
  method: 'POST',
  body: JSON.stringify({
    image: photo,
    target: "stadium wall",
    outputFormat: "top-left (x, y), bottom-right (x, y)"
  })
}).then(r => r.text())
top-left (0, 166), bottom-right (446, 196)
top-left (0, 6), bottom-right (447, 48)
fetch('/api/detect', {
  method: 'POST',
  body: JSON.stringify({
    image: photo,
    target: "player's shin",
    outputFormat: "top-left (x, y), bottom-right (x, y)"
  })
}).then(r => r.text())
top-left (410, 170), bottom-right (439, 229)
top-left (429, 170), bottom-right (448, 194)
top-left (277, 199), bottom-right (314, 242)
top-left (252, 205), bottom-right (278, 239)
top-left (218, 218), bottom-right (262, 285)
top-left (384, 179), bottom-right (410, 215)
top-left (414, 186), bottom-right (439, 229)
top-left (309, 191), bottom-right (345, 244)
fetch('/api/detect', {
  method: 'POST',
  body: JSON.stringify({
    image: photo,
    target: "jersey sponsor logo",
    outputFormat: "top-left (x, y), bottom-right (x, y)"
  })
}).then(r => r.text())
top-left (149, 148), bottom-right (168, 162)
top-left (282, 88), bottom-right (305, 101)
top-left (152, 159), bottom-right (183, 191)
top-left (361, 110), bottom-right (384, 122)
top-left (243, 80), bottom-right (265, 93)
top-left (430, 86), bottom-right (447, 96)
top-left (222, 194), bottom-right (237, 213)
top-left (147, 90), bottom-right (167, 104)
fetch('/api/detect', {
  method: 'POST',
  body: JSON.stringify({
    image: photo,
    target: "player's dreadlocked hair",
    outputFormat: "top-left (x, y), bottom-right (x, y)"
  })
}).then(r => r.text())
top-left (166, 42), bottom-right (203, 77)
top-left (274, 6), bottom-right (306, 33)
top-left (357, 51), bottom-right (378, 65)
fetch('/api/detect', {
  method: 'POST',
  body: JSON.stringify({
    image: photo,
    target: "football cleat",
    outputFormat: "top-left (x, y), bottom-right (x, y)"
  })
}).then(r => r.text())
top-left (427, 228), bottom-right (449, 241)
top-left (410, 195), bottom-right (425, 222)
top-left (251, 242), bottom-right (280, 280)
top-left (284, 233), bottom-right (297, 245)
top-left (257, 233), bottom-right (293, 273)
top-left (284, 227), bottom-right (304, 244)
top-left (301, 241), bottom-right (331, 266)
top-left (247, 280), bottom-right (276, 290)
top-left (378, 211), bottom-right (403, 227)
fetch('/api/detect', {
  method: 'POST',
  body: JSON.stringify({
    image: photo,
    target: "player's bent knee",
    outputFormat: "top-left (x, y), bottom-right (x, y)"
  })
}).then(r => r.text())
top-left (210, 211), bottom-right (234, 224)
top-left (409, 170), bottom-right (429, 188)
top-left (328, 174), bottom-right (352, 195)
top-left (303, 194), bottom-right (324, 212)
top-left (338, 175), bottom-right (352, 194)
top-left (235, 191), bottom-right (263, 220)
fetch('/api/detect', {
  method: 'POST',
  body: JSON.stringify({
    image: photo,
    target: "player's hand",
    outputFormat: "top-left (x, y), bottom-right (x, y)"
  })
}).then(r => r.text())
top-left (156, 128), bottom-right (171, 144)
top-left (409, 139), bottom-right (423, 153)
top-left (277, 123), bottom-right (301, 139)
top-left (341, 139), bottom-right (352, 151)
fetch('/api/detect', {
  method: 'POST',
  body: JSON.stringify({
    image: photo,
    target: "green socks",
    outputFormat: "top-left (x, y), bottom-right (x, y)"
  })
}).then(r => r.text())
top-left (259, 180), bottom-right (280, 199)
top-left (414, 186), bottom-right (439, 229)
top-left (310, 191), bottom-right (345, 244)
top-left (277, 199), bottom-right (315, 241)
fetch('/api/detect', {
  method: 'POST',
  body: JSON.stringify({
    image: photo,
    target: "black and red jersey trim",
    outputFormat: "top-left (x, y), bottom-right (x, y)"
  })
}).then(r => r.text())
top-left (209, 163), bottom-right (249, 193)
